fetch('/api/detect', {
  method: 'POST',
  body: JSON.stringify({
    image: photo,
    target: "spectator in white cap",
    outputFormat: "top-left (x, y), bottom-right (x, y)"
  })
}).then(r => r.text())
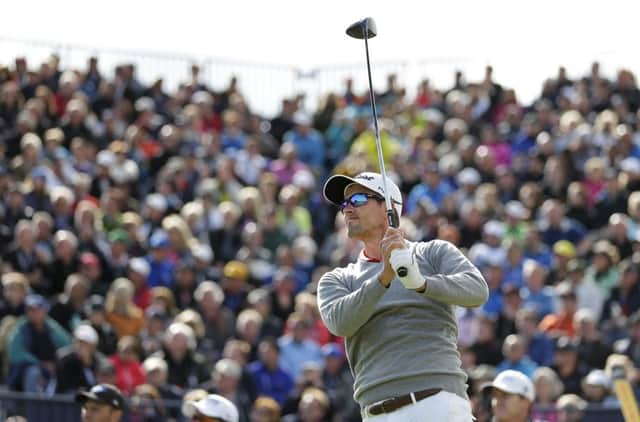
top-left (56, 324), bottom-right (105, 393)
top-left (468, 220), bottom-right (507, 268)
top-left (184, 393), bottom-right (239, 422)
top-left (141, 193), bottom-right (168, 240)
top-left (581, 369), bottom-right (616, 406)
top-left (283, 111), bottom-right (325, 174)
top-left (482, 369), bottom-right (535, 422)
top-left (454, 166), bottom-right (481, 208)
top-left (128, 257), bottom-right (151, 310)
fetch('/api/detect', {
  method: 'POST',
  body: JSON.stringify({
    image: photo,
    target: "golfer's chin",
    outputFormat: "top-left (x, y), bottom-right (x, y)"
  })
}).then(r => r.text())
top-left (346, 221), bottom-right (364, 238)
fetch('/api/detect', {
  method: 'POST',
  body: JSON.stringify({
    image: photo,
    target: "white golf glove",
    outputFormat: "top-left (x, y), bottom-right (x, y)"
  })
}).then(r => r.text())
top-left (390, 249), bottom-right (424, 290)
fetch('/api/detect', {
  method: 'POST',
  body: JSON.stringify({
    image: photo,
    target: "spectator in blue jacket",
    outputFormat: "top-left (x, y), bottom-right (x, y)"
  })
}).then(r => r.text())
top-left (248, 337), bottom-right (294, 406)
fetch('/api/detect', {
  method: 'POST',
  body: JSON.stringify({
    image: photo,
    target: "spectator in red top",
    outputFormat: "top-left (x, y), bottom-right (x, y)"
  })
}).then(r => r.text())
top-left (109, 335), bottom-right (145, 395)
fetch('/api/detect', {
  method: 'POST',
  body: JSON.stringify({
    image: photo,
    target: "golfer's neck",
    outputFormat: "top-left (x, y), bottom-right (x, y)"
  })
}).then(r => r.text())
top-left (362, 235), bottom-right (384, 261)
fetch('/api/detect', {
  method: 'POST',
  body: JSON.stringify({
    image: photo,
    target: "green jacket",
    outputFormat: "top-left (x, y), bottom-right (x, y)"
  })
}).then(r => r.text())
top-left (8, 316), bottom-right (72, 365)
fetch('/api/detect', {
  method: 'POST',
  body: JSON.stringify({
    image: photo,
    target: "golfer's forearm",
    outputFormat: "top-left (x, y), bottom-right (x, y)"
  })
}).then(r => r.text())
top-left (318, 275), bottom-right (387, 337)
top-left (419, 240), bottom-right (489, 307)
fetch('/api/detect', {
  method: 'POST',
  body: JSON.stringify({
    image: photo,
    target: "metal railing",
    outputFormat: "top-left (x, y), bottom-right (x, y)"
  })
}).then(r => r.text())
top-left (0, 389), bottom-right (629, 422)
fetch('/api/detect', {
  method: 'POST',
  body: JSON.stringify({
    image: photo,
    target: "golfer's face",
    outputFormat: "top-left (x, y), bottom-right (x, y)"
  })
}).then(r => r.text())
top-left (82, 401), bottom-right (118, 422)
top-left (342, 185), bottom-right (385, 238)
top-left (491, 389), bottom-right (529, 422)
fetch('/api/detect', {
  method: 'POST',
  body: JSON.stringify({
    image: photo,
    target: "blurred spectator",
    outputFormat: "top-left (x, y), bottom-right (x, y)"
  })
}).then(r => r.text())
top-left (195, 281), bottom-right (235, 360)
top-left (581, 369), bottom-right (617, 407)
top-left (7, 294), bottom-right (71, 393)
top-left (142, 356), bottom-right (182, 404)
top-left (221, 260), bottom-right (251, 315)
top-left (282, 386), bottom-right (331, 422)
top-left (515, 308), bottom-right (555, 367)
top-left (104, 277), bottom-right (144, 338)
top-left (248, 337), bottom-right (294, 406)
top-left (496, 334), bottom-right (538, 378)
top-left (320, 343), bottom-right (359, 422)
top-left (531, 367), bottom-right (563, 422)
top-left (602, 261), bottom-right (640, 321)
top-left (151, 321), bottom-right (208, 389)
top-left (49, 273), bottom-right (89, 331)
top-left (56, 324), bottom-right (104, 393)
top-left (83, 294), bottom-right (118, 356)
top-left (573, 309), bottom-right (612, 369)
top-left (0, 272), bottom-right (28, 321)
top-left (128, 383), bottom-right (168, 422)
top-left (555, 393), bottom-right (588, 422)
top-left (585, 239), bottom-right (621, 295)
top-left (250, 396), bottom-right (282, 422)
top-left (551, 337), bottom-right (589, 395)
top-left (521, 259), bottom-right (556, 320)
top-left (278, 313), bottom-right (323, 381)
top-left (539, 282), bottom-right (577, 339)
top-left (110, 335), bottom-right (145, 395)
top-left (470, 313), bottom-right (503, 367)
top-left (183, 393), bottom-right (240, 422)
top-left (200, 358), bottom-right (252, 422)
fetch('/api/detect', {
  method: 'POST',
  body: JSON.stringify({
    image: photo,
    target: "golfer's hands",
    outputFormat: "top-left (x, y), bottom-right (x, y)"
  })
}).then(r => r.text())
top-left (379, 227), bottom-right (406, 287)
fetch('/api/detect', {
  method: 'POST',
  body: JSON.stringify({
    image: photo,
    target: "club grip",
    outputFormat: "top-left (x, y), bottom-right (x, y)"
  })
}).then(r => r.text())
top-left (387, 211), bottom-right (407, 276)
top-left (390, 248), bottom-right (410, 278)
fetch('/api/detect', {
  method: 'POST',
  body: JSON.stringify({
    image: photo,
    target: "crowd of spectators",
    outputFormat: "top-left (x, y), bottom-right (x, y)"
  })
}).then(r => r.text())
top-left (1, 53), bottom-right (640, 421)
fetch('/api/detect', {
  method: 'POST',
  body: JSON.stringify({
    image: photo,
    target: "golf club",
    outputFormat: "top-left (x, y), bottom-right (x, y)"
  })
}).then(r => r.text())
top-left (346, 17), bottom-right (408, 278)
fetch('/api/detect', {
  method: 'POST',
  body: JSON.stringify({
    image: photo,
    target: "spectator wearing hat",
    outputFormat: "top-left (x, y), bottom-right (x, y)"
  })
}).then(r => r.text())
top-left (185, 393), bottom-right (240, 422)
top-left (128, 257), bottom-right (152, 310)
top-left (406, 162), bottom-right (453, 214)
top-left (128, 383), bottom-right (168, 422)
top-left (482, 369), bottom-right (535, 422)
top-left (581, 369), bottom-right (617, 407)
top-left (283, 112), bottom-right (325, 175)
top-left (495, 283), bottom-right (523, 342)
top-left (145, 230), bottom-right (176, 289)
top-left (105, 278), bottom-right (144, 338)
top-left (564, 258), bottom-right (605, 321)
top-left (221, 260), bottom-right (250, 315)
top-left (49, 273), bottom-right (90, 332)
top-left (549, 240), bottom-right (576, 284)
top-left (522, 225), bottom-right (554, 271)
top-left (555, 393), bottom-right (588, 422)
top-left (103, 228), bottom-right (131, 281)
top-left (551, 337), bottom-right (588, 395)
top-left (468, 220), bottom-right (507, 270)
top-left (191, 243), bottom-right (219, 283)
top-left (585, 239), bottom-right (620, 295)
top-left (275, 184), bottom-right (312, 243)
top-left (75, 383), bottom-right (126, 422)
top-left (84, 295), bottom-right (118, 356)
top-left (140, 194), bottom-right (168, 241)
top-left (321, 342), bottom-right (359, 421)
top-left (7, 294), bottom-right (71, 392)
top-left (503, 201), bottom-right (530, 244)
top-left (247, 287), bottom-right (283, 340)
top-left (56, 324), bottom-right (106, 393)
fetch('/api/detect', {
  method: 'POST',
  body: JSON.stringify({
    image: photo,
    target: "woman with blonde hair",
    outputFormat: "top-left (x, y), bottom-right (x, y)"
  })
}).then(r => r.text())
top-left (161, 214), bottom-right (197, 259)
top-left (105, 277), bottom-right (144, 338)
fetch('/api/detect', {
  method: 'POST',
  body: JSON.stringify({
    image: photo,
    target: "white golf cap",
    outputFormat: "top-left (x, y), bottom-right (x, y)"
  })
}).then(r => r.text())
top-left (146, 193), bottom-right (167, 212)
top-left (457, 167), bottom-right (481, 185)
top-left (323, 171), bottom-right (403, 217)
top-left (74, 324), bottom-right (99, 345)
top-left (129, 257), bottom-right (150, 277)
top-left (184, 394), bottom-right (239, 422)
top-left (505, 200), bottom-right (529, 220)
top-left (483, 370), bottom-right (535, 402)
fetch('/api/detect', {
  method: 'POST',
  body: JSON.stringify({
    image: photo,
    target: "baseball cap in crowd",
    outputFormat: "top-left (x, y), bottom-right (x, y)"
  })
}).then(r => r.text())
top-left (74, 324), bottom-right (99, 345)
top-left (224, 260), bottom-right (249, 280)
top-left (457, 167), bottom-right (481, 186)
top-left (108, 229), bottom-right (130, 245)
top-left (322, 342), bottom-right (345, 359)
top-left (583, 369), bottom-right (611, 389)
top-left (184, 394), bottom-right (239, 422)
top-left (25, 294), bottom-right (49, 311)
top-left (146, 193), bottom-right (168, 213)
top-left (505, 200), bottom-right (529, 220)
top-left (553, 240), bottom-right (576, 258)
top-left (482, 370), bottom-right (535, 402)
top-left (75, 384), bottom-right (125, 410)
top-left (323, 172), bottom-right (403, 217)
top-left (129, 257), bottom-right (151, 277)
top-left (149, 231), bottom-right (170, 249)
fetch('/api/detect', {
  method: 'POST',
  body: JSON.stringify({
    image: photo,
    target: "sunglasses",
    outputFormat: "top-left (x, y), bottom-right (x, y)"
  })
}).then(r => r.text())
top-left (340, 193), bottom-right (384, 211)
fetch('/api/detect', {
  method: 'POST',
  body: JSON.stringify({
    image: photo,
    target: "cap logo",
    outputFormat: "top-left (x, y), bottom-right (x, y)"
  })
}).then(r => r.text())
top-left (356, 174), bottom-right (375, 181)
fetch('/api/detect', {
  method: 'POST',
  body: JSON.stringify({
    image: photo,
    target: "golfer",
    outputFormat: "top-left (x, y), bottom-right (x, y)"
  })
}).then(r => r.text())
top-left (318, 172), bottom-right (488, 420)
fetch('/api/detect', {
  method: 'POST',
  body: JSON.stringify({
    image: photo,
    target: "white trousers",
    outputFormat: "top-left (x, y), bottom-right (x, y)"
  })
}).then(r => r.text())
top-left (363, 391), bottom-right (474, 422)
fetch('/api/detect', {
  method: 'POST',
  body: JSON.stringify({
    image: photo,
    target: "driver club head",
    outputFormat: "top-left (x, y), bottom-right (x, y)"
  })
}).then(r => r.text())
top-left (346, 17), bottom-right (377, 39)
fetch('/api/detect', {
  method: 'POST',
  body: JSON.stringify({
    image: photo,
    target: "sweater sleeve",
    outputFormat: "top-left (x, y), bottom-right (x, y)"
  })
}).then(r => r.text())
top-left (317, 267), bottom-right (387, 338)
top-left (7, 321), bottom-right (39, 365)
top-left (420, 240), bottom-right (489, 308)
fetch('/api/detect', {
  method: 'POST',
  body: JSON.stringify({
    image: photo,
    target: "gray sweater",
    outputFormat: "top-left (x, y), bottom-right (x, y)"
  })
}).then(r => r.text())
top-left (317, 239), bottom-right (489, 407)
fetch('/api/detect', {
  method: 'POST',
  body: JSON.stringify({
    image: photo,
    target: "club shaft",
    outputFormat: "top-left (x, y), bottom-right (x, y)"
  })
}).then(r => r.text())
top-left (363, 26), bottom-right (395, 228)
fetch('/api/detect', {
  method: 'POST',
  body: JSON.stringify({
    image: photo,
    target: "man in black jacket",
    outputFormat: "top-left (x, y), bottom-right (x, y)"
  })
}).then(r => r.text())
top-left (57, 324), bottom-right (106, 394)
